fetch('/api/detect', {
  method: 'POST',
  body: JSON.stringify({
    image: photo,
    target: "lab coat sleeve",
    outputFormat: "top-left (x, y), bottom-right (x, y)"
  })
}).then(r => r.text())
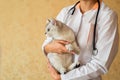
top-left (60, 11), bottom-right (119, 80)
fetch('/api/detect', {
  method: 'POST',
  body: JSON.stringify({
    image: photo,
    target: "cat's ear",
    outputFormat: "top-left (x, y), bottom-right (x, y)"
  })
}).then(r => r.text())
top-left (46, 19), bottom-right (51, 24)
top-left (47, 18), bottom-right (56, 25)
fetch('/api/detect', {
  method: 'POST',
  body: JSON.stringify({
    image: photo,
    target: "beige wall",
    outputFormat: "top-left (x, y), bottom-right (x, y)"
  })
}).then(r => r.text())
top-left (0, 0), bottom-right (120, 80)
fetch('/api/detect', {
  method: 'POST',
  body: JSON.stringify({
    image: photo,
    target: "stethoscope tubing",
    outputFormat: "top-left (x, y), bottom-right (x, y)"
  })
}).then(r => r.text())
top-left (68, 0), bottom-right (100, 55)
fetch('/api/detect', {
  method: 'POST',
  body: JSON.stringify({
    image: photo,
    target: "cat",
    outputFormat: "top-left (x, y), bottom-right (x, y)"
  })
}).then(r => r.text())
top-left (45, 18), bottom-right (80, 74)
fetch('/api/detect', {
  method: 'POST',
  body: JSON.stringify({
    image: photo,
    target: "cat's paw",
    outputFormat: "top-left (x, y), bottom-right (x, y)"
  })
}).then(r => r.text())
top-left (65, 44), bottom-right (74, 52)
top-left (68, 63), bottom-right (77, 71)
top-left (75, 62), bottom-right (81, 68)
top-left (60, 68), bottom-right (67, 74)
top-left (68, 62), bottom-right (80, 71)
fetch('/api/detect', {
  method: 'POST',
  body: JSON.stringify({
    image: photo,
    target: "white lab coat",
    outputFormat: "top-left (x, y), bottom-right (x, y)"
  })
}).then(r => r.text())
top-left (42, 1), bottom-right (119, 80)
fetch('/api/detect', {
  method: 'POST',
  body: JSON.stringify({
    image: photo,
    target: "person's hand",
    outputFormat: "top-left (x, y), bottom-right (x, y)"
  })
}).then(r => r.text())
top-left (45, 40), bottom-right (70, 54)
top-left (47, 60), bottom-right (61, 80)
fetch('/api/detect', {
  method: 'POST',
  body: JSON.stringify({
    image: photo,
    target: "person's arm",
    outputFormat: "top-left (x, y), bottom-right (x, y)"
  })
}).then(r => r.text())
top-left (60, 11), bottom-right (119, 80)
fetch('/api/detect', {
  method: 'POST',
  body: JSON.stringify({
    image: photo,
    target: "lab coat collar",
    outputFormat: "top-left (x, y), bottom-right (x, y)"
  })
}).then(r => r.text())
top-left (76, 0), bottom-right (102, 10)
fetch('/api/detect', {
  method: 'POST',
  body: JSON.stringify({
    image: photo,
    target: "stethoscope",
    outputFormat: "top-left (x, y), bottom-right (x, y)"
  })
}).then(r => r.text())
top-left (67, 0), bottom-right (101, 55)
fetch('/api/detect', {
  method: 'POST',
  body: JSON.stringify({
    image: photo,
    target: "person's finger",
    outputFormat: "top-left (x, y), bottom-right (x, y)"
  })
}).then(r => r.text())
top-left (48, 63), bottom-right (55, 71)
top-left (47, 60), bottom-right (55, 69)
top-left (56, 40), bottom-right (70, 45)
top-left (61, 48), bottom-right (69, 53)
top-left (48, 64), bottom-right (53, 72)
top-left (70, 51), bottom-right (76, 54)
top-left (46, 58), bottom-right (50, 63)
top-left (58, 48), bottom-right (69, 54)
top-left (47, 62), bottom-right (51, 69)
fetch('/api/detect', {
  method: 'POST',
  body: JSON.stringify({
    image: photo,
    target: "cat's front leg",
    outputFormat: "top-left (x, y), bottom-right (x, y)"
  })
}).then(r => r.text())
top-left (68, 54), bottom-right (80, 71)
top-left (68, 61), bottom-right (80, 71)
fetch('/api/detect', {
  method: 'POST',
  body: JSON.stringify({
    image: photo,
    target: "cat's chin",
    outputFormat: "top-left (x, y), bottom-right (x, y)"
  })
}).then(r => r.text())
top-left (45, 34), bottom-right (51, 37)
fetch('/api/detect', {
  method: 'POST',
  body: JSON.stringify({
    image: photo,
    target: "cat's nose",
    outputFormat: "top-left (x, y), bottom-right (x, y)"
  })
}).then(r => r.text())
top-left (45, 32), bottom-right (47, 34)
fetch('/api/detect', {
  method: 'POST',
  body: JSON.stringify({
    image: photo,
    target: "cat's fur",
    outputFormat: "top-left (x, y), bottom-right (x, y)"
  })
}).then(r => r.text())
top-left (45, 18), bottom-right (80, 74)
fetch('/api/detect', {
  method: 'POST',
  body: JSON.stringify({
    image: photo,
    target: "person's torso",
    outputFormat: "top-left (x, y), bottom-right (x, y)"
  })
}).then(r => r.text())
top-left (59, 1), bottom-right (113, 65)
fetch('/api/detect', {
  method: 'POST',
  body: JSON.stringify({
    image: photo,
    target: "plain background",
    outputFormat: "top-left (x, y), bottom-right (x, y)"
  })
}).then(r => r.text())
top-left (0, 0), bottom-right (120, 80)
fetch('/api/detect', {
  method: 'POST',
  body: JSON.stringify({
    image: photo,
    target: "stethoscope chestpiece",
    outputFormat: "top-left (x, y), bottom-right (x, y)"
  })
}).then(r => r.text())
top-left (93, 48), bottom-right (98, 56)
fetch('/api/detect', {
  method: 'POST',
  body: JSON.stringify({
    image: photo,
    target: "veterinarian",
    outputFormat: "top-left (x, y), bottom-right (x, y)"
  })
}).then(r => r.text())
top-left (42, 0), bottom-right (119, 80)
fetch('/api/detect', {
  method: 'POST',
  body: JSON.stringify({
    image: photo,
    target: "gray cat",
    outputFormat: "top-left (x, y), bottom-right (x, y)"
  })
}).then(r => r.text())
top-left (45, 18), bottom-right (80, 74)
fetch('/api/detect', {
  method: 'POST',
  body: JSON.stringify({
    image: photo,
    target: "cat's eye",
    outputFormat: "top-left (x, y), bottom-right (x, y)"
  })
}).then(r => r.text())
top-left (47, 28), bottom-right (50, 31)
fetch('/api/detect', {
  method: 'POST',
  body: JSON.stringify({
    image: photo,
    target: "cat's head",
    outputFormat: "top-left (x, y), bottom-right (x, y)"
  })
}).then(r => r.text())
top-left (45, 18), bottom-right (63, 37)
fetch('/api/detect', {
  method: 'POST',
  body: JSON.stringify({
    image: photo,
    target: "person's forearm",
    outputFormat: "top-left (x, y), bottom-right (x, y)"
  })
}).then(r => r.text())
top-left (43, 40), bottom-right (70, 55)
